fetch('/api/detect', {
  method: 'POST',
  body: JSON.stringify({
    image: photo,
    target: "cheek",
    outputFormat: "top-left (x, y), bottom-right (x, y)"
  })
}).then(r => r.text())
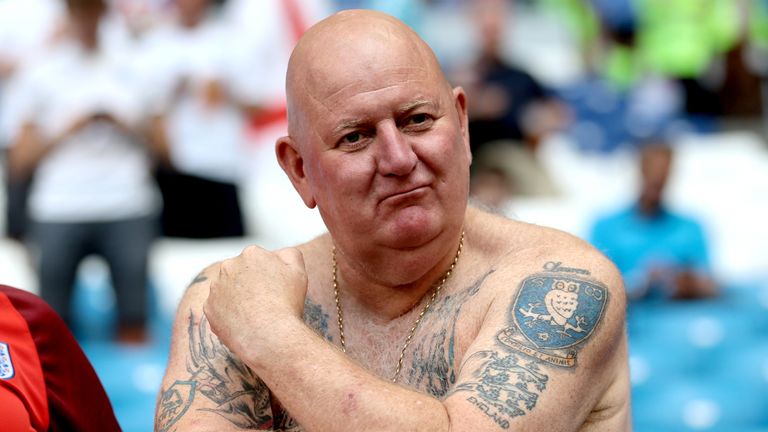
top-left (415, 130), bottom-right (470, 180)
top-left (311, 155), bottom-right (376, 204)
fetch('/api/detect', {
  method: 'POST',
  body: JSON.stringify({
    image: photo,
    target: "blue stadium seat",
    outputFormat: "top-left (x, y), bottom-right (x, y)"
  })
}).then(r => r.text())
top-left (632, 376), bottom-right (768, 431)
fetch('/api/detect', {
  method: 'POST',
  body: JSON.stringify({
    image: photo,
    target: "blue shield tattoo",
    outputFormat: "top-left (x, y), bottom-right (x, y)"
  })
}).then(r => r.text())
top-left (512, 276), bottom-right (606, 350)
top-left (497, 274), bottom-right (607, 367)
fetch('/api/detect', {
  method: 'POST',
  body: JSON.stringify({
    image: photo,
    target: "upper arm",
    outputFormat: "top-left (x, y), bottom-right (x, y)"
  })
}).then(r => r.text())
top-left (155, 264), bottom-right (277, 431)
top-left (444, 252), bottom-right (628, 431)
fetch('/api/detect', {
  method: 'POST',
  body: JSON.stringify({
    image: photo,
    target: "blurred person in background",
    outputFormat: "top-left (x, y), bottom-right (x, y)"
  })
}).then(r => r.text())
top-left (0, 0), bottom-right (66, 243)
top-left (0, 284), bottom-right (120, 431)
top-left (142, 0), bottom-right (273, 239)
top-left (454, 0), bottom-right (568, 155)
top-left (582, 0), bottom-right (742, 118)
top-left (589, 140), bottom-right (717, 301)
top-left (4, 0), bottom-right (159, 342)
top-left (456, 0), bottom-right (562, 207)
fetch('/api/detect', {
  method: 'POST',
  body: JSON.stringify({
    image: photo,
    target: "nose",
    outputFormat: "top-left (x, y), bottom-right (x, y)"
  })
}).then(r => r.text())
top-left (376, 122), bottom-right (417, 177)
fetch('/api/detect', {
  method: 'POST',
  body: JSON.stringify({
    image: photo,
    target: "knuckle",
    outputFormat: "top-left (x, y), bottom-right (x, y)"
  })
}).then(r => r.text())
top-left (218, 259), bottom-right (232, 275)
top-left (242, 245), bottom-right (262, 257)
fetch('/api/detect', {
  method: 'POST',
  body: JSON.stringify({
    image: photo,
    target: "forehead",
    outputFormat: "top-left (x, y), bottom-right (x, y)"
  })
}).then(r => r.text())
top-left (309, 27), bottom-right (440, 95)
top-left (296, 33), bottom-right (447, 131)
top-left (286, 12), bottom-right (452, 128)
top-left (310, 66), bottom-right (439, 110)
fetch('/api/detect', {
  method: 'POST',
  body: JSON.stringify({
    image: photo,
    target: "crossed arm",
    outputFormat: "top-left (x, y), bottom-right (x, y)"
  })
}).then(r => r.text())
top-left (155, 251), bottom-right (629, 432)
top-left (155, 268), bottom-right (280, 431)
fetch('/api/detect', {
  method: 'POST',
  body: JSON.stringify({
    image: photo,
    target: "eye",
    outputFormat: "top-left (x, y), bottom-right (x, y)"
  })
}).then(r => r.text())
top-left (337, 131), bottom-right (370, 151)
top-left (408, 113), bottom-right (430, 125)
top-left (343, 132), bottom-right (362, 144)
top-left (402, 113), bottom-right (433, 132)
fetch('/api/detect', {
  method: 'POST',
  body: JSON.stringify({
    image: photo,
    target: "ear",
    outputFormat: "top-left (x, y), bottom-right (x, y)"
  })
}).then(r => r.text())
top-left (275, 135), bottom-right (317, 208)
top-left (452, 86), bottom-right (472, 164)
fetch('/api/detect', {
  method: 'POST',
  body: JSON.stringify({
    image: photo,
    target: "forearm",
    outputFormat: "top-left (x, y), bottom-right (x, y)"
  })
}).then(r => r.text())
top-left (8, 124), bottom-right (49, 179)
top-left (148, 116), bottom-right (172, 166)
top-left (239, 317), bottom-right (451, 432)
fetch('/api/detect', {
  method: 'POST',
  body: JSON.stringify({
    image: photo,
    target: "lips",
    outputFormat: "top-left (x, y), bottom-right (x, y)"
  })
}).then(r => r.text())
top-left (380, 184), bottom-right (430, 205)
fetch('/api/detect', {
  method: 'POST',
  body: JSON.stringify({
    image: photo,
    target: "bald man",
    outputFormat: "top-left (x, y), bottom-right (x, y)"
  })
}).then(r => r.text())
top-left (155, 10), bottom-right (631, 432)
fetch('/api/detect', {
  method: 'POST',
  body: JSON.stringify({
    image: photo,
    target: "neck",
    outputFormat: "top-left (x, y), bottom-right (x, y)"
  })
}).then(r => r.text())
top-left (333, 229), bottom-right (464, 321)
top-left (638, 198), bottom-right (662, 216)
top-left (180, 12), bottom-right (205, 28)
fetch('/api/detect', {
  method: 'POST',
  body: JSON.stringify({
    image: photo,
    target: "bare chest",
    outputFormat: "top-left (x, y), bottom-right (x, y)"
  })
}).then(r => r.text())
top-left (303, 268), bottom-right (494, 399)
top-left (343, 309), bottom-right (479, 395)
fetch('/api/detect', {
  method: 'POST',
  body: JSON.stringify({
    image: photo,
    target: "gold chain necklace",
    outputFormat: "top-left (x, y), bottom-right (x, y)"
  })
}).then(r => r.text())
top-left (332, 231), bottom-right (464, 383)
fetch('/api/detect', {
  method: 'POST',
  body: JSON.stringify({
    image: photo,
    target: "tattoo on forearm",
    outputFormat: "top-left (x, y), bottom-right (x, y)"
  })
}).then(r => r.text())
top-left (453, 262), bottom-right (608, 428)
top-left (155, 312), bottom-right (274, 431)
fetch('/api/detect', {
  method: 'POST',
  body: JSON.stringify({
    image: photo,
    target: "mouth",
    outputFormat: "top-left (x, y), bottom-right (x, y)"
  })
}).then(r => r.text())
top-left (380, 185), bottom-right (430, 205)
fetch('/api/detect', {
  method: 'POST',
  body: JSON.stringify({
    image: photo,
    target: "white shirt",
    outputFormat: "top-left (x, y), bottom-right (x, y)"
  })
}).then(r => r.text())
top-left (140, 14), bottom-right (276, 183)
top-left (9, 41), bottom-right (158, 222)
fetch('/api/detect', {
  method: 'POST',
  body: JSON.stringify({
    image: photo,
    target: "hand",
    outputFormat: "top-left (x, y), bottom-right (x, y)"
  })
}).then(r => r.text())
top-left (52, 114), bottom-right (97, 144)
top-left (91, 111), bottom-right (118, 124)
top-left (204, 246), bottom-right (308, 359)
top-left (200, 79), bottom-right (226, 108)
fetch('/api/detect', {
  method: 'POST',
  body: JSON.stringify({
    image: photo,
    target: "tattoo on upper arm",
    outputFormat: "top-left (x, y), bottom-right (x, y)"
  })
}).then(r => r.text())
top-left (155, 312), bottom-right (274, 431)
top-left (454, 351), bottom-right (547, 429)
top-left (451, 262), bottom-right (609, 429)
top-left (190, 273), bottom-right (208, 285)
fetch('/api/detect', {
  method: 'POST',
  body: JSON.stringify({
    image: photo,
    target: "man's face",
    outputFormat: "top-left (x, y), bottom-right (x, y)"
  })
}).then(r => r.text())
top-left (175, 0), bottom-right (209, 23)
top-left (286, 29), bottom-right (471, 256)
top-left (69, 6), bottom-right (104, 46)
top-left (640, 147), bottom-right (672, 208)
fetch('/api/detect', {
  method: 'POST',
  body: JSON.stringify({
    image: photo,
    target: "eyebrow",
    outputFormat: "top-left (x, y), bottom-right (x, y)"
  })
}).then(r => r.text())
top-left (331, 99), bottom-right (437, 136)
top-left (332, 119), bottom-right (367, 136)
top-left (397, 99), bottom-right (434, 114)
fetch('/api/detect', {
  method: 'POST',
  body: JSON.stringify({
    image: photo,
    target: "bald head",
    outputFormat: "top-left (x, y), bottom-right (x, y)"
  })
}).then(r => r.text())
top-left (285, 10), bottom-right (451, 140)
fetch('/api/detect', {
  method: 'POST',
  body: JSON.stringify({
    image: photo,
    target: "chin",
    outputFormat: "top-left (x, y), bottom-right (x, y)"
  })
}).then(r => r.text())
top-left (383, 206), bottom-right (443, 249)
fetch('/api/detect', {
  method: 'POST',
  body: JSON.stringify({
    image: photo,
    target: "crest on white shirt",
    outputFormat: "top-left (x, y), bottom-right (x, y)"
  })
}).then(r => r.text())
top-left (0, 342), bottom-right (14, 379)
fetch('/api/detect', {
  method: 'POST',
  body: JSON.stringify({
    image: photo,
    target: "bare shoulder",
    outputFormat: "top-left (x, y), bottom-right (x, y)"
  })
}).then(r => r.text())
top-left (179, 262), bottom-right (221, 309)
top-left (468, 207), bottom-right (623, 301)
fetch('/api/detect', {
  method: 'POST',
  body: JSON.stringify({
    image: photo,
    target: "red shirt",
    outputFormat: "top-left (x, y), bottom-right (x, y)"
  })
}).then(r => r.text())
top-left (0, 285), bottom-right (120, 431)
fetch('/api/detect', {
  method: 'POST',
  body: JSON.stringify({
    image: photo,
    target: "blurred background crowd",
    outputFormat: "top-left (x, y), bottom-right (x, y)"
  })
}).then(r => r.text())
top-left (0, 0), bottom-right (767, 430)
